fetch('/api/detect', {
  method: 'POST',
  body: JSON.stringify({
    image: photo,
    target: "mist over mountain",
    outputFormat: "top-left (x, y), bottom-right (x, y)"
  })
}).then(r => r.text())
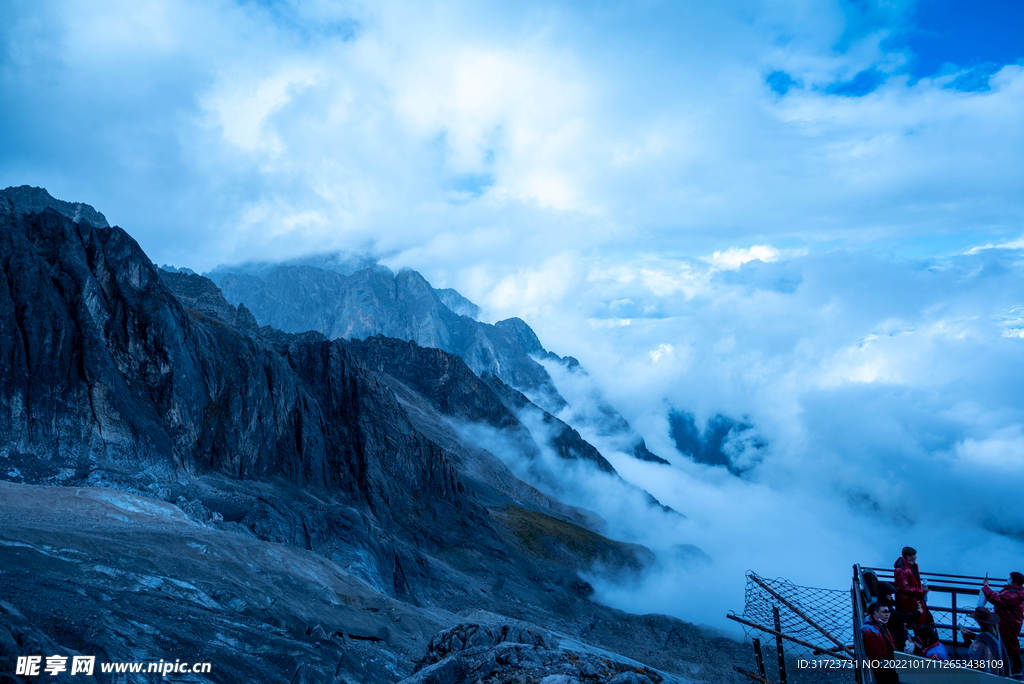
top-left (204, 251), bottom-right (382, 281)
top-left (0, 187), bottom-right (739, 683)
top-left (667, 412), bottom-right (766, 475)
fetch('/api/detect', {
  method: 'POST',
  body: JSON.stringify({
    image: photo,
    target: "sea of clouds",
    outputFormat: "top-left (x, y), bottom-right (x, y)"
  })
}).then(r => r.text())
top-left (452, 243), bottom-right (1024, 633)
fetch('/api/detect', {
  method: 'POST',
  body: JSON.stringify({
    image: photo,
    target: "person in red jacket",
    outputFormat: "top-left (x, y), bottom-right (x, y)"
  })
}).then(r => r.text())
top-left (894, 546), bottom-right (931, 627)
top-left (862, 602), bottom-right (900, 684)
top-left (983, 572), bottom-right (1024, 677)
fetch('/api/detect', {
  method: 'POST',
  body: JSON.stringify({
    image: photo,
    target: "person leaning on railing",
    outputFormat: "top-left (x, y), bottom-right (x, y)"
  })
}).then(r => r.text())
top-left (982, 572), bottom-right (1024, 678)
top-left (863, 601), bottom-right (901, 684)
top-left (960, 607), bottom-right (1008, 676)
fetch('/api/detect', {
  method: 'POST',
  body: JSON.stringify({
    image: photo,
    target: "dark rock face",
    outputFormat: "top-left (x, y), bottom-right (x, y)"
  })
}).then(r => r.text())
top-left (0, 204), bottom-right (471, 539)
top-left (480, 373), bottom-right (615, 474)
top-left (0, 190), bottom-right (493, 608)
top-left (343, 336), bottom-right (615, 475)
top-left (344, 336), bottom-right (523, 434)
top-left (339, 337), bottom-right (677, 516)
top-left (157, 269), bottom-right (258, 331)
top-left (2, 205), bottom-right (202, 481)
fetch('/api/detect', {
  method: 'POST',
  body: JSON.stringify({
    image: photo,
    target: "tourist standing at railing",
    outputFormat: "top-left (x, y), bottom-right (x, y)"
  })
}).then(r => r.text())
top-left (960, 607), bottom-right (1008, 676)
top-left (982, 572), bottom-right (1024, 677)
top-left (894, 546), bottom-right (932, 627)
top-left (876, 582), bottom-right (923, 652)
top-left (863, 602), bottom-right (901, 684)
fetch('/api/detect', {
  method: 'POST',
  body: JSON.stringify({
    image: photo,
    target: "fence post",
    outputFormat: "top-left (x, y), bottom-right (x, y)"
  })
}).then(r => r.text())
top-left (773, 605), bottom-right (787, 684)
top-left (753, 638), bottom-right (766, 679)
top-left (853, 565), bottom-right (864, 684)
top-left (951, 591), bottom-right (958, 648)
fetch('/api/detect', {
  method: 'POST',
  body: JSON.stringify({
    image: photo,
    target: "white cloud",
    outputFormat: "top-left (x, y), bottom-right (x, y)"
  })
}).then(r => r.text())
top-left (468, 246), bottom-right (1024, 627)
top-left (997, 306), bottom-right (1024, 338)
top-left (5, 0), bottom-right (1024, 272)
top-left (707, 244), bottom-right (780, 270)
top-left (481, 252), bottom-right (583, 318)
top-left (955, 426), bottom-right (1024, 472)
top-left (203, 65), bottom-right (320, 155)
top-left (647, 343), bottom-right (674, 363)
top-left (967, 235), bottom-right (1024, 255)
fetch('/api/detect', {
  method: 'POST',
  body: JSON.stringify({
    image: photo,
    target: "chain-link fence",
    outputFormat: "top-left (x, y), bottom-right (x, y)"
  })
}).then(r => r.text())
top-left (730, 571), bottom-right (856, 684)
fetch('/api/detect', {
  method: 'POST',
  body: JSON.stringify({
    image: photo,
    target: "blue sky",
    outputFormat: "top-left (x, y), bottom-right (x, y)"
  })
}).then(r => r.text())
top-left (3, 0), bottom-right (1024, 627)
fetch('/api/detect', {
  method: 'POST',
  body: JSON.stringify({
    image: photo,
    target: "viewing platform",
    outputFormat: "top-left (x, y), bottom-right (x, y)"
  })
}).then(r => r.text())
top-left (727, 566), bottom-right (1020, 684)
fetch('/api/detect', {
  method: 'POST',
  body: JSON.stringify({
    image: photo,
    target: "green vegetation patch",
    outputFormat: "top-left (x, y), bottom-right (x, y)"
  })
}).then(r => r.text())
top-left (489, 505), bottom-right (653, 574)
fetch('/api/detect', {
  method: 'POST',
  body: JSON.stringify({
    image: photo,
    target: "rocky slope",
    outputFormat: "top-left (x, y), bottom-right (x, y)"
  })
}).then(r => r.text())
top-left (1, 481), bottom-right (745, 684)
top-left (0, 186), bottom-right (743, 684)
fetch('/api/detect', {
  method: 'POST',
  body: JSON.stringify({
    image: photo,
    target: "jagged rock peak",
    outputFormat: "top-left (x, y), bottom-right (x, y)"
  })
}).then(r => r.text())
top-left (0, 185), bottom-right (109, 228)
top-left (157, 268), bottom-right (259, 331)
top-left (435, 287), bottom-right (481, 319)
top-left (494, 317), bottom-right (545, 356)
top-left (160, 264), bottom-right (196, 275)
top-left (215, 261), bottom-right (568, 404)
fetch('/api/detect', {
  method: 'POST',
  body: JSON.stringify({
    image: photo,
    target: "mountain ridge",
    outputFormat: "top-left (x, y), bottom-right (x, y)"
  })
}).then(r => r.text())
top-left (213, 258), bottom-right (669, 466)
top-left (0, 186), bottom-right (742, 684)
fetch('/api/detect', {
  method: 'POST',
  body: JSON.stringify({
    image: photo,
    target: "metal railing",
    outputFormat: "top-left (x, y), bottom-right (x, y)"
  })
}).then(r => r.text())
top-left (852, 566), bottom-right (867, 684)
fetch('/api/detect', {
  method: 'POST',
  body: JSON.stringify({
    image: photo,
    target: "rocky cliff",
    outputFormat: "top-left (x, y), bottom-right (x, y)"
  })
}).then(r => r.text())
top-left (0, 194), bottom-right (470, 542)
top-left (0, 186), bottom-right (742, 684)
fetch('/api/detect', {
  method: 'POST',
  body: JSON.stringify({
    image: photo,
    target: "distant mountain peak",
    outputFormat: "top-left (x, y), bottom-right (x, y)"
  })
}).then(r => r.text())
top-left (214, 261), bottom-right (569, 406)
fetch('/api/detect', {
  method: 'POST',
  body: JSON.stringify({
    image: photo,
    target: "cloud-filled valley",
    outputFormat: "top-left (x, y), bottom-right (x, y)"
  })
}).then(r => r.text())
top-left (480, 245), bottom-right (1024, 629)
